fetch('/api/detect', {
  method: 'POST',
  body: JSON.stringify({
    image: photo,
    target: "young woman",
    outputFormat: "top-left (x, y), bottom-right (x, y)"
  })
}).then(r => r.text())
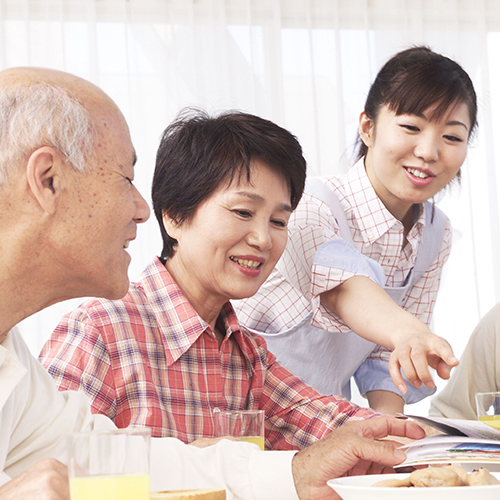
top-left (235, 46), bottom-right (476, 415)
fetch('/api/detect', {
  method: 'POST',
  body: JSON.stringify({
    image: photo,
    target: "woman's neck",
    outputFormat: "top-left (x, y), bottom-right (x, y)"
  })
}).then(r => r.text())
top-left (164, 258), bottom-right (224, 331)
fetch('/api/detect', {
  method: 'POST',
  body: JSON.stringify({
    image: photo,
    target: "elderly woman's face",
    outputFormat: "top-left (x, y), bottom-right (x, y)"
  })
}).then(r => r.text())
top-left (164, 160), bottom-right (292, 314)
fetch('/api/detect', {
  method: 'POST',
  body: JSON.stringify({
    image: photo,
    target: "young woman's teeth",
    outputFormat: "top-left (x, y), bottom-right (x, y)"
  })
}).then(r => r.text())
top-left (406, 167), bottom-right (430, 179)
top-left (230, 256), bottom-right (260, 269)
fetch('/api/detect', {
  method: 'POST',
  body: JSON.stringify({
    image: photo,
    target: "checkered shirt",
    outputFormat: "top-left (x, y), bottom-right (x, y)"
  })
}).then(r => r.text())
top-left (39, 257), bottom-right (376, 450)
top-left (234, 159), bottom-right (452, 362)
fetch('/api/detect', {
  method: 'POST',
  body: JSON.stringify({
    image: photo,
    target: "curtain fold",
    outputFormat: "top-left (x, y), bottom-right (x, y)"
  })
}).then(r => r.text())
top-left (6, 0), bottom-right (498, 411)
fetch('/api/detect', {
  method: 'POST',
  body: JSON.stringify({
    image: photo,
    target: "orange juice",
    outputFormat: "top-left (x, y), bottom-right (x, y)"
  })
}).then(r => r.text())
top-left (239, 435), bottom-right (265, 450)
top-left (69, 473), bottom-right (149, 500)
top-left (479, 415), bottom-right (500, 430)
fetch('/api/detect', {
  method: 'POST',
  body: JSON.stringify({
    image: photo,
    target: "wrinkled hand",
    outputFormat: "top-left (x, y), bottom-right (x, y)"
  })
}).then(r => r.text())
top-left (388, 330), bottom-right (458, 394)
top-left (416, 421), bottom-right (442, 437)
top-left (291, 417), bottom-right (425, 500)
top-left (0, 458), bottom-right (69, 500)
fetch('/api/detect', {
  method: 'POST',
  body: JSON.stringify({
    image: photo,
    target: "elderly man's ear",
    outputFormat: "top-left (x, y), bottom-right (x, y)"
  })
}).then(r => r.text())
top-left (25, 147), bottom-right (65, 215)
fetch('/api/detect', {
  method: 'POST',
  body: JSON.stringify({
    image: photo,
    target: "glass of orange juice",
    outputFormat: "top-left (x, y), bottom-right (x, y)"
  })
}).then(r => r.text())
top-left (214, 409), bottom-right (265, 450)
top-left (68, 428), bottom-right (151, 500)
top-left (476, 392), bottom-right (500, 429)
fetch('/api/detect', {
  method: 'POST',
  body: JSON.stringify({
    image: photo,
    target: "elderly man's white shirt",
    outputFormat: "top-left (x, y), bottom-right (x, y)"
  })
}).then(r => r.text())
top-left (0, 328), bottom-right (298, 500)
top-left (0, 328), bottom-right (116, 483)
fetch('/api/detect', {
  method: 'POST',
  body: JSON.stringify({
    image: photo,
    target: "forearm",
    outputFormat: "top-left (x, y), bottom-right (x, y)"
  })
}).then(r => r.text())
top-left (366, 390), bottom-right (404, 415)
top-left (320, 275), bottom-right (431, 349)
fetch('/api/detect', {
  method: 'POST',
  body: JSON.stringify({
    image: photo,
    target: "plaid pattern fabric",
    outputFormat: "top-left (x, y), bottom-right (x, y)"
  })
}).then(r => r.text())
top-left (235, 159), bottom-right (451, 362)
top-left (39, 257), bottom-right (375, 450)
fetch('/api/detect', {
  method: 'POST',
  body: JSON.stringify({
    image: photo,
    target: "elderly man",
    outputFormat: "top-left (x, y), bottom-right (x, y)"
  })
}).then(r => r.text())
top-left (0, 66), bottom-right (424, 500)
top-left (429, 302), bottom-right (500, 420)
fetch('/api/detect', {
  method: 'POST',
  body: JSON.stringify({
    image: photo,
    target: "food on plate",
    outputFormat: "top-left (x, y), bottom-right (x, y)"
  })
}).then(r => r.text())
top-left (372, 465), bottom-right (500, 487)
top-left (410, 465), bottom-right (468, 487)
top-left (150, 489), bottom-right (226, 500)
top-left (371, 476), bottom-right (412, 487)
top-left (468, 468), bottom-right (500, 486)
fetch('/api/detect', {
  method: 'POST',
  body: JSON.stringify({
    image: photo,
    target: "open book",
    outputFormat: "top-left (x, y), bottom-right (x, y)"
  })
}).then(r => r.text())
top-left (396, 415), bottom-right (500, 470)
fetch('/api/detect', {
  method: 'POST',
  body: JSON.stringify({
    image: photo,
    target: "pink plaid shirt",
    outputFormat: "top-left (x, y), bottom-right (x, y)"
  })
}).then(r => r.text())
top-left (39, 257), bottom-right (375, 450)
top-left (235, 159), bottom-right (452, 362)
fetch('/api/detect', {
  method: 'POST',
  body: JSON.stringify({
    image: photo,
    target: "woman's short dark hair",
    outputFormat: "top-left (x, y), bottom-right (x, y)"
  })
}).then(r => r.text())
top-left (355, 45), bottom-right (478, 160)
top-left (152, 108), bottom-right (307, 261)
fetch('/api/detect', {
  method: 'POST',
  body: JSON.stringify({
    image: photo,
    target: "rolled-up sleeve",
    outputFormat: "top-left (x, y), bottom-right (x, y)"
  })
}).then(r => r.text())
top-left (354, 358), bottom-right (436, 404)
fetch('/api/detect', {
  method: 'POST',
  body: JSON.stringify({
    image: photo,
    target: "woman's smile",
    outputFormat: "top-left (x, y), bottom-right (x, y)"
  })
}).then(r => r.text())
top-left (403, 166), bottom-right (436, 186)
top-left (230, 255), bottom-right (264, 272)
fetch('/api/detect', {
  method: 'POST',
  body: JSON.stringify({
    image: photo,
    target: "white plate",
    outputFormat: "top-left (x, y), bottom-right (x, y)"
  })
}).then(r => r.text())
top-left (327, 472), bottom-right (500, 500)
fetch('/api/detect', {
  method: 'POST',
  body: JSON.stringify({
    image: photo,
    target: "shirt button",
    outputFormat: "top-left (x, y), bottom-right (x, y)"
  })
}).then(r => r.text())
top-left (367, 230), bottom-right (374, 239)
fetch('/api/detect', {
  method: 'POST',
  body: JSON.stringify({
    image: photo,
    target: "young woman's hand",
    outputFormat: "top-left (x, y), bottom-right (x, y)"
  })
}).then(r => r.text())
top-left (388, 330), bottom-right (459, 394)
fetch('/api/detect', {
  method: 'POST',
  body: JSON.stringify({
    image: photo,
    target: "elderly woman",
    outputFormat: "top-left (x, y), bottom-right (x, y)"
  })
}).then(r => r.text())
top-left (40, 109), bottom-right (448, 450)
top-left (40, 109), bottom-right (376, 450)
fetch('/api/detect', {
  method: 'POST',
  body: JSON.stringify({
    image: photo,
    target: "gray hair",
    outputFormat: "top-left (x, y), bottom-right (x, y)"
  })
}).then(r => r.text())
top-left (0, 82), bottom-right (96, 184)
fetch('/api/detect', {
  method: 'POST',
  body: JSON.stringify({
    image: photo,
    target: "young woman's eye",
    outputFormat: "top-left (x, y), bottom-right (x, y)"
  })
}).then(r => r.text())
top-left (400, 124), bottom-right (420, 132)
top-left (444, 134), bottom-right (464, 143)
top-left (271, 219), bottom-right (287, 228)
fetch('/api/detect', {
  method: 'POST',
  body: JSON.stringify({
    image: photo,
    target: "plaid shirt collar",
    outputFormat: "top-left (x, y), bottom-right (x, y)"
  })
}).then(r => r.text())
top-left (138, 257), bottom-right (244, 366)
top-left (343, 159), bottom-right (427, 244)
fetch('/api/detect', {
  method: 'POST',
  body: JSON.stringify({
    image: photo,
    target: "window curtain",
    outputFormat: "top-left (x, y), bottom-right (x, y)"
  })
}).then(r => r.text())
top-left (9, 0), bottom-right (500, 410)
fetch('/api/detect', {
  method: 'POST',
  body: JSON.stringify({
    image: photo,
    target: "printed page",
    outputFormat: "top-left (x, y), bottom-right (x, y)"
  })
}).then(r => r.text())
top-left (405, 414), bottom-right (500, 440)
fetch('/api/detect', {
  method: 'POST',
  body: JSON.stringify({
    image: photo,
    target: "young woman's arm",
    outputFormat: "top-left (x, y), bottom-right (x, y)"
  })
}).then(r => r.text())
top-left (320, 275), bottom-right (458, 394)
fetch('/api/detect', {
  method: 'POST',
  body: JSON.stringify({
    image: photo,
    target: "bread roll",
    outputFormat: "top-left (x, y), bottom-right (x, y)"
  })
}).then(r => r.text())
top-left (150, 488), bottom-right (226, 500)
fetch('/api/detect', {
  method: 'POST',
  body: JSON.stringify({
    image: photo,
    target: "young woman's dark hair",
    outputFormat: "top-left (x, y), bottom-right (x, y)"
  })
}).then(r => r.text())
top-left (152, 108), bottom-right (307, 261)
top-left (355, 46), bottom-right (477, 161)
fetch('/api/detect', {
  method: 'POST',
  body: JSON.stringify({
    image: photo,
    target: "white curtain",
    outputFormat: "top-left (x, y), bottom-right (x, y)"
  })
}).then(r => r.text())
top-left (9, 0), bottom-right (500, 411)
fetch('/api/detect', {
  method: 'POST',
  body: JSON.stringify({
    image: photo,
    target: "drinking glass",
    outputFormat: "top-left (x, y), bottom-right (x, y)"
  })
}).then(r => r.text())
top-left (476, 391), bottom-right (500, 429)
top-left (214, 409), bottom-right (265, 450)
top-left (68, 428), bottom-right (151, 500)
